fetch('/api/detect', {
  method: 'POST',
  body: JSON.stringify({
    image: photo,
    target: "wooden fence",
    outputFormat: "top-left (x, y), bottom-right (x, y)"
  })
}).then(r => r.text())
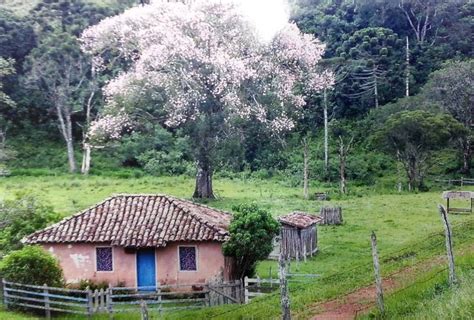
top-left (2, 279), bottom-right (242, 318)
top-left (435, 178), bottom-right (474, 186)
top-left (320, 207), bottom-right (343, 225)
top-left (2, 279), bottom-right (90, 317)
top-left (243, 269), bottom-right (321, 304)
top-left (244, 276), bottom-right (279, 304)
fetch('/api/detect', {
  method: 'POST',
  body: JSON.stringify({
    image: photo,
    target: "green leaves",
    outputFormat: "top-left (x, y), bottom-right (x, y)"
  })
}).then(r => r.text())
top-left (222, 203), bottom-right (279, 278)
top-left (0, 193), bottom-right (60, 255)
top-left (0, 246), bottom-right (64, 286)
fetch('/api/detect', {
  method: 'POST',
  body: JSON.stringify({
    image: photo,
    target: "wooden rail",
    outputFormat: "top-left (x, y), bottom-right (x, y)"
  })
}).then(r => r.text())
top-left (2, 279), bottom-right (90, 318)
top-left (2, 279), bottom-right (243, 317)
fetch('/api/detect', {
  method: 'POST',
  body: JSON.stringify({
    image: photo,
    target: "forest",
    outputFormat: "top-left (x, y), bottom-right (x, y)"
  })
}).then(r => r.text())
top-left (0, 0), bottom-right (472, 197)
top-left (0, 1), bottom-right (473, 319)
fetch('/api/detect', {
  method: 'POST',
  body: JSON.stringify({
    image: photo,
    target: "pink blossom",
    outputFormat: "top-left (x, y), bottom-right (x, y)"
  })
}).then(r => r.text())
top-left (81, 1), bottom-right (332, 135)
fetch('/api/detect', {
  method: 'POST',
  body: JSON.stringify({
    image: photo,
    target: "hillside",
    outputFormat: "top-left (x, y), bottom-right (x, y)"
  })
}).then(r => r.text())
top-left (0, 175), bottom-right (473, 319)
top-left (0, 0), bottom-right (472, 319)
top-left (0, 0), bottom-right (133, 16)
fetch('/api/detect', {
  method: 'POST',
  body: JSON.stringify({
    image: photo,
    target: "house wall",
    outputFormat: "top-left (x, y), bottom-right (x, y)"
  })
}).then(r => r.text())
top-left (43, 241), bottom-right (226, 287)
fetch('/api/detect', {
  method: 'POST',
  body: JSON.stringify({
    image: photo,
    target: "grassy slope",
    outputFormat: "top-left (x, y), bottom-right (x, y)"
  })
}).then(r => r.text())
top-left (0, 175), bottom-right (473, 319)
top-left (360, 253), bottom-right (474, 319)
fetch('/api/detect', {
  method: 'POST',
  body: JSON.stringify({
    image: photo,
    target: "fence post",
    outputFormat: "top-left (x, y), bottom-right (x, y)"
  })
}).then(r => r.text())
top-left (140, 300), bottom-right (149, 320)
top-left (269, 266), bottom-right (273, 289)
top-left (279, 254), bottom-right (291, 320)
top-left (438, 205), bottom-right (457, 285)
top-left (93, 289), bottom-right (99, 313)
top-left (100, 288), bottom-right (105, 312)
top-left (43, 284), bottom-right (51, 319)
top-left (2, 279), bottom-right (7, 309)
top-left (86, 286), bottom-right (93, 319)
top-left (107, 284), bottom-right (113, 320)
top-left (371, 231), bottom-right (384, 316)
top-left (244, 276), bottom-right (249, 304)
top-left (204, 287), bottom-right (210, 307)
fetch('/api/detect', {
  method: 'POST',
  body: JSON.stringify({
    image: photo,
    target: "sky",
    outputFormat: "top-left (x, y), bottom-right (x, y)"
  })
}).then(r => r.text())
top-left (226, 0), bottom-right (290, 41)
top-left (150, 0), bottom-right (291, 41)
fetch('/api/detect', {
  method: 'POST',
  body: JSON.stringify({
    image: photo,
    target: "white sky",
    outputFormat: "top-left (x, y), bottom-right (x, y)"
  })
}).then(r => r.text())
top-left (226, 0), bottom-right (290, 41)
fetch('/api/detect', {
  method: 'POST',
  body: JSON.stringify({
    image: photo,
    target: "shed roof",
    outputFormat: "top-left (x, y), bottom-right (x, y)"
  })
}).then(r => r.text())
top-left (278, 212), bottom-right (322, 229)
top-left (442, 191), bottom-right (474, 199)
top-left (23, 194), bottom-right (231, 247)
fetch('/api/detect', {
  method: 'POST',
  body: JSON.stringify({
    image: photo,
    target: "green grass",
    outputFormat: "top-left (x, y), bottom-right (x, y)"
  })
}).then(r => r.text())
top-left (0, 175), bottom-right (473, 319)
top-left (361, 253), bottom-right (474, 319)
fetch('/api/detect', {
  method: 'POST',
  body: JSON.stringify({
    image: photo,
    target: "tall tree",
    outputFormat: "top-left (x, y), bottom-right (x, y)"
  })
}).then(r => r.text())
top-left (0, 57), bottom-right (16, 175)
top-left (337, 27), bottom-right (405, 109)
top-left (398, 0), bottom-right (444, 44)
top-left (374, 110), bottom-right (464, 190)
top-left (82, 1), bottom-right (332, 198)
top-left (24, 32), bottom-right (90, 173)
top-left (423, 60), bottom-right (474, 173)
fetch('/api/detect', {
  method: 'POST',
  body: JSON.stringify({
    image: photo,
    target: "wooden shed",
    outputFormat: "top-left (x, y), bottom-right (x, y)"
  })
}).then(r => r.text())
top-left (442, 191), bottom-right (474, 214)
top-left (277, 212), bottom-right (321, 260)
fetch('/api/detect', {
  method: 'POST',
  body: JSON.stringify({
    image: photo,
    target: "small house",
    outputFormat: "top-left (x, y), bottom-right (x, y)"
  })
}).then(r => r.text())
top-left (23, 194), bottom-right (233, 288)
top-left (277, 212), bottom-right (321, 260)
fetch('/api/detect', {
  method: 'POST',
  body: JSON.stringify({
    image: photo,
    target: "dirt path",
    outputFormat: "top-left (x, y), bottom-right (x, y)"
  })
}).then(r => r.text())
top-left (307, 243), bottom-right (474, 320)
top-left (306, 255), bottom-right (452, 320)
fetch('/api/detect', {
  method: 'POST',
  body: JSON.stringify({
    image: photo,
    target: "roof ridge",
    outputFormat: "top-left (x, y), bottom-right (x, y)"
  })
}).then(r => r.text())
top-left (166, 197), bottom-right (230, 235)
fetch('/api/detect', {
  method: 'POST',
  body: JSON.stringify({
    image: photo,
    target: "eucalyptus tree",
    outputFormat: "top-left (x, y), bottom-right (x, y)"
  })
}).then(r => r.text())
top-left (82, 1), bottom-right (333, 198)
top-left (24, 32), bottom-right (90, 173)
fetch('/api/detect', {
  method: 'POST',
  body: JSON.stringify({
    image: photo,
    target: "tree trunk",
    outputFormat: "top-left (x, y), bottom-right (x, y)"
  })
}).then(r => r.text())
top-left (462, 137), bottom-right (471, 173)
top-left (340, 161), bottom-right (347, 194)
top-left (81, 89), bottom-right (95, 175)
top-left (193, 161), bottom-right (215, 199)
top-left (66, 138), bottom-right (76, 173)
top-left (81, 143), bottom-right (91, 175)
top-left (56, 102), bottom-right (77, 173)
top-left (406, 36), bottom-right (410, 97)
top-left (373, 65), bottom-right (379, 108)
top-left (303, 138), bottom-right (309, 200)
top-left (323, 89), bottom-right (329, 173)
top-left (339, 137), bottom-right (347, 194)
top-left (338, 136), bottom-right (353, 194)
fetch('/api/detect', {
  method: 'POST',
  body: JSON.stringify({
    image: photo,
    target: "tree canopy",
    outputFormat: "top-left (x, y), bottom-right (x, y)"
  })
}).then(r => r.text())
top-left (81, 1), bottom-right (334, 198)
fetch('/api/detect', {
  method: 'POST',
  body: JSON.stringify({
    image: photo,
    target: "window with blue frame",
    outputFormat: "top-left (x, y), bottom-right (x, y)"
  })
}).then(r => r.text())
top-left (96, 247), bottom-right (113, 271)
top-left (179, 246), bottom-right (197, 271)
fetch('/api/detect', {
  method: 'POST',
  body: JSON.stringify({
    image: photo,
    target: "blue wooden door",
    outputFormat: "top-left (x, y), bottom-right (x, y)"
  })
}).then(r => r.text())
top-left (136, 249), bottom-right (156, 290)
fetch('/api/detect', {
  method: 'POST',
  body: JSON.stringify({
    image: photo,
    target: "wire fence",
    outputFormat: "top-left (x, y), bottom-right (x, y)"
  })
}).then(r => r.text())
top-left (207, 217), bottom-right (474, 319)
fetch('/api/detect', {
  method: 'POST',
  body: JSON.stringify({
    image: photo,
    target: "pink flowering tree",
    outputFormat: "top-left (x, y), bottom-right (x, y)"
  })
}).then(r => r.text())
top-left (81, 1), bottom-right (333, 198)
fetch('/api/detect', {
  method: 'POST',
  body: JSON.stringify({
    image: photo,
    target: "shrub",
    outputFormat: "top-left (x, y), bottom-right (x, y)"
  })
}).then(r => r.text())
top-left (0, 246), bottom-right (63, 286)
top-left (223, 203), bottom-right (279, 279)
top-left (0, 194), bottom-right (60, 255)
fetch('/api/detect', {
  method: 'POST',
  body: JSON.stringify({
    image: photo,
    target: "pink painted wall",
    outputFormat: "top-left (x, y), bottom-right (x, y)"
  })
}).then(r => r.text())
top-left (43, 241), bottom-right (226, 287)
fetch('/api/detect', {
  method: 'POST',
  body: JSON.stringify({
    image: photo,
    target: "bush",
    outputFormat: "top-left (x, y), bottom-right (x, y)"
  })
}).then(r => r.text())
top-left (0, 194), bottom-right (60, 255)
top-left (223, 203), bottom-right (279, 279)
top-left (0, 246), bottom-right (64, 286)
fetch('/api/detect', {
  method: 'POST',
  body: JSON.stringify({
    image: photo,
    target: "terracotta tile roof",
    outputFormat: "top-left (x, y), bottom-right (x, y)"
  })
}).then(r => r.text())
top-left (278, 211), bottom-right (322, 229)
top-left (23, 195), bottom-right (231, 247)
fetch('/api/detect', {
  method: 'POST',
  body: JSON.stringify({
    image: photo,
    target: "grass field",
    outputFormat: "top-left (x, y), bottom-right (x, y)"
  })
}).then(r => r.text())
top-left (0, 174), bottom-right (473, 319)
